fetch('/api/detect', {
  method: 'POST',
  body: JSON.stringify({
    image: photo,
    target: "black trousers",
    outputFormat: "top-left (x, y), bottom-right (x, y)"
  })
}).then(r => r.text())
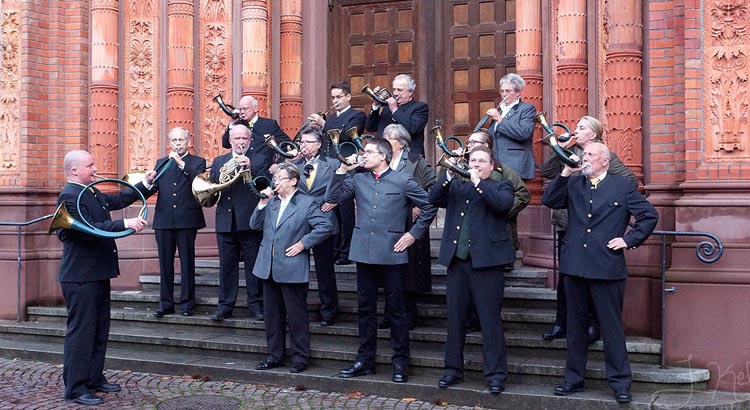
top-left (216, 230), bottom-right (263, 314)
top-left (155, 228), bottom-right (198, 311)
top-left (61, 280), bottom-right (111, 399)
top-left (554, 229), bottom-right (598, 329)
top-left (563, 275), bottom-right (632, 391)
top-left (262, 277), bottom-right (310, 365)
top-left (333, 197), bottom-right (355, 259)
top-left (355, 262), bottom-right (410, 367)
top-left (312, 235), bottom-right (339, 321)
top-left (444, 257), bottom-right (507, 382)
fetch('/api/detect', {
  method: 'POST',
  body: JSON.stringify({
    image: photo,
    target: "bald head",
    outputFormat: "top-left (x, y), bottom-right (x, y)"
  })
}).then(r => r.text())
top-left (64, 150), bottom-right (97, 184)
top-left (581, 142), bottom-right (610, 178)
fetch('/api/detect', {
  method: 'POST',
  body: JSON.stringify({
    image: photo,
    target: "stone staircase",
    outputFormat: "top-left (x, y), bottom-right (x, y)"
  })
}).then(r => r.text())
top-left (0, 228), bottom-right (735, 409)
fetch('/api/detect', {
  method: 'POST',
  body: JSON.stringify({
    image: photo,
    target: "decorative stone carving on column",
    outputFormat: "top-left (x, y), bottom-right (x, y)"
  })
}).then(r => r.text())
top-left (516, 0), bottom-right (543, 187)
top-left (705, 0), bottom-right (749, 160)
top-left (124, 1), bottom-right (159, 172)
top-left (242, 0), bottom-right (270, 115)
top-left (167, 0), bottom-right (196, 136)
top-left (603, 0), bottom-right (643, 178)
top-left (555, 0), bottom-right (588, 128)
top-left (200, 0), bottom-right (232, 161)
top-left (0, 4), bottom-right (20, 174)
top-left (90, 0), bottom-right (120, 178)
top-left (279, 0), bottom-right (303, 136)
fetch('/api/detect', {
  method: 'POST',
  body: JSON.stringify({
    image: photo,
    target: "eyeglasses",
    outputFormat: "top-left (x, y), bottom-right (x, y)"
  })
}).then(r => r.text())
top-left (299, 140), bottom-right (319, 145)
top-left (273, 176), bottom-right (292, 183)
top-left (362, 149), bottom-right (381, 156)
top-left (383, 135), bottom-right (397, 141)
top-left (467, 140), bottom-right (486, 145)
top-left (499, 89), bottom-right (517, 94)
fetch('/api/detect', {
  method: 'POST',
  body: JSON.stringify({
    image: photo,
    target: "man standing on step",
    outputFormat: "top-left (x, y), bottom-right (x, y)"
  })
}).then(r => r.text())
top-left (326, 136), bottom-right (436, 383)
top-left (151, 127), bottom-right (206, 318)
top-left (287, 127), bottom-right (340, 327)
top-left (542, 142), bottom-right (657, 403)
top-left (54, 150), bottom-right (153, 405)
top-left (429, 145), bottom-right (515, 395)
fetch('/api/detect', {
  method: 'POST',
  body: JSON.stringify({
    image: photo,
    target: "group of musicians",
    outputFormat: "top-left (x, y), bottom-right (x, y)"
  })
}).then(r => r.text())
top-left (53, 72), bottom-right (657, 405)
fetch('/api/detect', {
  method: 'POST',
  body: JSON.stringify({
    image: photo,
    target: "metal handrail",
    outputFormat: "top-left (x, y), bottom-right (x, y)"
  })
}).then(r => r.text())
top-left (653, 230), bottom-right (723, 368)
top-left (0, 213), bottom-right (55, 322)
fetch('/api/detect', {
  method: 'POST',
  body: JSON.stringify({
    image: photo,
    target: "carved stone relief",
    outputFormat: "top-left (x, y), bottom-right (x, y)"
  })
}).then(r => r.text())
top-left (200, 0), bottom-right (232, 161)
top-left (705, 0), bottom-right (750, 160)
top-left (0, 8), bottom-right (20, 173)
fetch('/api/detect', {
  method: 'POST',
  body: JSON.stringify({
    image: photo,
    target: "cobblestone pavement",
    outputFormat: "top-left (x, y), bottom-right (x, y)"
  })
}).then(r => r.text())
top-left (0, 358), bottom-right (479, 410)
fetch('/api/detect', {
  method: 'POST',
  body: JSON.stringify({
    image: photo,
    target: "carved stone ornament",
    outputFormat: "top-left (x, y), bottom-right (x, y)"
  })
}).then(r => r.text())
top-left (706, 0), bottom-right (749, 156)
top-left (0, 9), bottom-right (20, 171)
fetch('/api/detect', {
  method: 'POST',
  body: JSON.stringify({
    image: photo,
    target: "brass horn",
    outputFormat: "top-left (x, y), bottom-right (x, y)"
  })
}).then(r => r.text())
top-left (345, 126), bottom-right (374, 152)
top-left (264, 134), bottom-right (298, 159)
top-left (213, 94), bottom-right (239, 119)
top-left (294, 107), bottom-right (332, 142)
top-left (361, 83), bottom-right (393, 106)
top-left (430, 126), bottom-right (466, 158)
top-left (327, 129), bottom-right (359, 165)
top-left (191, 167), bottom-right (251, 208)
top-left (436, 155), bottom-right (471, 179)
top-left (48, 177), bottom-right (149, 239)
top-left (533, 112), bottom-right (581, 167)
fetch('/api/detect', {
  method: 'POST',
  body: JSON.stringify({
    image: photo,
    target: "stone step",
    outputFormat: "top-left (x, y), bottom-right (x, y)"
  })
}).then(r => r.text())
top-left (2, 336), bottom-right (733, 410)
top-left (0, 319), bottom-right (707, 395)
top-left (25, 305), bottom-right (659, 366)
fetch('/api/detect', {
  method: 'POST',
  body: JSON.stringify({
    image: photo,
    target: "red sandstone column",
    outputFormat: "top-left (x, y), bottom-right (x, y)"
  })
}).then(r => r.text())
top-left (516, 0), bottom-right (543, 189)
top-left (279, 0), bottom-right (303, 136)
top-left (167, 0), bottom-right (196, 138)
top-left (242, 0), bottom-right (270, 115)
top-left (603, 0), bottom-right (644, 178)
top-left (199, 0), bottom-right (233, 160)
top-left (556, 0), bottom-right (588, 128)
top-left (90, 0), bottom-right (120, 178)
top-left (122, 1), bottom-right (160, 172)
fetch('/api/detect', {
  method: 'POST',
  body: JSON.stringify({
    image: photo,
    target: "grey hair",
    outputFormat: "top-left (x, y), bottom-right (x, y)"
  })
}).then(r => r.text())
top-left (168, 127), bottom-right (190, 140)
top-left (499, 73), bottom-right (525, 92)
top-left (394, 74), bottom-right (416, 91)
top-left (383, 124), bottom-right (411, 149)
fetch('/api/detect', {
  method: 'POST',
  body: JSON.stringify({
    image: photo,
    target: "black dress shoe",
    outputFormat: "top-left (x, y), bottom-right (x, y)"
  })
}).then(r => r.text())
top-left (255, 360), bottom-right (284, 370)
top-left (488, 379), bottom-right (505, 395)
top-left (210, 310), bottom-right (232, 322)
top-left (338, 361), bottom-right (375, 378)
top-left (554, 381), bottom-right (585, 396)
top-left (335, 258), bottom-right (352, 265)
top-left (290, 362), bottom-right (308, 373)
top-left (466, 319), bottom-right (481, 333)
top-left (377, 318), bottom-right (391, 329)
top-left (542, 325), bottom-right (566, 340)
top-left (614, 389), bottom-right (632, 403)
top-left (438, 375), bottom-right (463, 388)
top-left (251, 311), bottom-right (264, 321)
top-left (320, 318), bottom-right (335, 327)
top-left (69, 393), bottom-right (104, 405)
top-left (588, 324), bottom-right (601, 344)
top-left (182, 310), bottom-right (194, 317)
top-left (392, 365), bottom-right (408, 383)
top-left (94, 383), bottom-right (121, 393)
top-left (153, 308), bottom-right (174, 318)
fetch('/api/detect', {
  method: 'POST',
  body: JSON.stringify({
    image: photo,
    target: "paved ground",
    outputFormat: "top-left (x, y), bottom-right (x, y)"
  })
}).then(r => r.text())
top-left (0, 357), bottom-right (480, 410)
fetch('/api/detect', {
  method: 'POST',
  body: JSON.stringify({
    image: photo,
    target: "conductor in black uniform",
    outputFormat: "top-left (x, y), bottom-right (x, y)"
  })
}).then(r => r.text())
top-left (542, 142), bottom-right (658, 403)
top-left (151, 127), bottom-right (207, 318)
top-left (55, 150), bottom-right (152, 405)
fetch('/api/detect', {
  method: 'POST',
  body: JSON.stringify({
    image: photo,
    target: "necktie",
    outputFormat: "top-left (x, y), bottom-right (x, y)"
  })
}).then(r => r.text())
top-left (590, 177), bottom-right (600, 189)
top-left (374, 173), bottom-right (380, 180)
top-left (304, 163), bottom-right (315, 189)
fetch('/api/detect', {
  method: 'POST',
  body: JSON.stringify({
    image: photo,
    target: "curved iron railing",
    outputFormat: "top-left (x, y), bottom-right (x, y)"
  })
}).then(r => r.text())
top-left (653, 230), bottom-right (723, 367)
top-left (0, 213), bottom-right (55, 322)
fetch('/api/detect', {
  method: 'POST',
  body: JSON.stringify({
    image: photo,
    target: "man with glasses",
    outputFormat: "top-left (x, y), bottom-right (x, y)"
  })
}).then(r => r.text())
top-left (287, 128), bottom-right (340, 326)
top-left (366, 74), bottom-right (429, 157)
top-left (151, 127), bottom-right (207, 318)
top-left (306, 82), bottom-right (365, 266)
top-left (326, 136), bottom-right (436, 383)
top-left (482, 73), bottom-right (536, 180)
top-left (210, 124), bottom-right (269, 322)
top-left (250, 163), bottom-right (333, 374)
top-left (220, 95), bottom-right (291, 164)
